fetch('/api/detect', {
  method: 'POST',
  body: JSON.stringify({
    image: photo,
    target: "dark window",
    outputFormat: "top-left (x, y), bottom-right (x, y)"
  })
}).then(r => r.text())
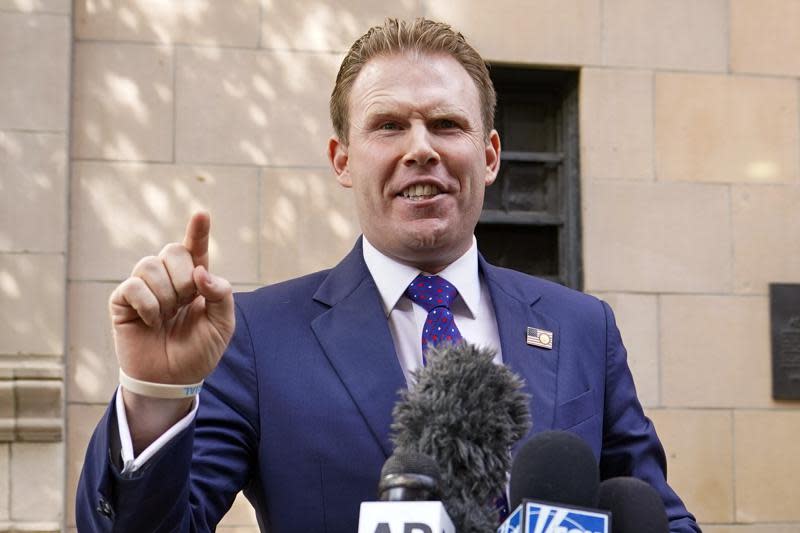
top-left (477, 67), bottom-right (582, 289)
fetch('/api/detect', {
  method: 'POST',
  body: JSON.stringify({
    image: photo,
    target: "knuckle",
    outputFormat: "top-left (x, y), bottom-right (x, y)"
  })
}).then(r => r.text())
top-left (126, 277), bottom-right (152, 301)
top-left (132, 255), bottom-right (162, 277)
top-left (159, 242), bottom-right (189, 260)
top-left (116, 276), bottom-right (144, 298)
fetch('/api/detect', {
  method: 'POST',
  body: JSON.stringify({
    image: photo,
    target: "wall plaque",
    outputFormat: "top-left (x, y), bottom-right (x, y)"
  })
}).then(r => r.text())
top-left (771, 283), bottom-right (800, 400)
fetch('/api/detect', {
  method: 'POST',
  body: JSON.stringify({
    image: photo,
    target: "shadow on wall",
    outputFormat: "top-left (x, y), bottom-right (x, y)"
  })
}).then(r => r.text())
top-left (0, 254), bottom-right (64, 356)
top-left (69, 0), bottom-right (404, 288)
top-left (0, 130), bottom-right (66, 358)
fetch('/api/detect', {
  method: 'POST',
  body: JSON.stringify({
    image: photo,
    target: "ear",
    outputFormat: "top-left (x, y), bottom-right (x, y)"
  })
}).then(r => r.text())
top-left (484, 129), bottom-right (501, 186)
top-left (328, 136), bottom-right (352, 188)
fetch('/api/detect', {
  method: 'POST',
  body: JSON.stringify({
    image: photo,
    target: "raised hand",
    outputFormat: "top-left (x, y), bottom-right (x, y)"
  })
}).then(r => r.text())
top-left (109, 212), bottom-right (235, 447)
top-left (110, 211), bottom-right (235, 385)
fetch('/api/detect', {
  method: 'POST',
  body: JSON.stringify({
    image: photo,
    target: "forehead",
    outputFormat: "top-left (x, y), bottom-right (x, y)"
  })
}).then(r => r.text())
top-left (348, 52), bottom-right (481, 118)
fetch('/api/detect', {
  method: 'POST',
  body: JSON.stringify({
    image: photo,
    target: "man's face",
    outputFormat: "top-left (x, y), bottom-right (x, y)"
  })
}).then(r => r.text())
top-left (328, 52), bottom-right (501, 272)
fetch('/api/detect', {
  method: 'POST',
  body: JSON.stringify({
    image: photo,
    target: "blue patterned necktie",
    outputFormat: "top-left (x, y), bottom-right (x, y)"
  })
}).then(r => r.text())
top-left (406, 274), bottom-right (509, 523)
top-left (405, 274), bottom-right (464, 362)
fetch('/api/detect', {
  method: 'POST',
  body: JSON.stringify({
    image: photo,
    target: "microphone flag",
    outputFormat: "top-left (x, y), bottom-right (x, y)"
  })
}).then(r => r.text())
top-left (497, 500), bottom-right (610, 533)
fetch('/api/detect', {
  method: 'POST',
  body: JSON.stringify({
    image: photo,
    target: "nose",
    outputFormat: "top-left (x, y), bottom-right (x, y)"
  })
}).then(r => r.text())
top-left (402, 124), bottom-right (440, 167)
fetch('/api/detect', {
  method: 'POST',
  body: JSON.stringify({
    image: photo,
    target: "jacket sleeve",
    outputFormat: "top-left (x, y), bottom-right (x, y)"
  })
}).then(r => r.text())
top-left (598, 300), bottom-right (702, 533)
top-left (75, 302), bottom-right (261, 532)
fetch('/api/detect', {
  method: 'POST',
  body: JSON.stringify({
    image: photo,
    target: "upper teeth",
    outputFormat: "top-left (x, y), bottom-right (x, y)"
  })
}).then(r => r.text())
top-left (402, 184), bottom-right (441, 198)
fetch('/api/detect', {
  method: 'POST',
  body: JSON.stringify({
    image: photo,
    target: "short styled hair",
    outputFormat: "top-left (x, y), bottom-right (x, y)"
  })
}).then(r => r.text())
top-left (330, 18), bottom-right (497, 143)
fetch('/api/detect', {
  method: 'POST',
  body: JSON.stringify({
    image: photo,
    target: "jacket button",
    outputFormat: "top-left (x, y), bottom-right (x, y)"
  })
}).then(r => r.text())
top-left (96, 497), bottom-right (114, 518)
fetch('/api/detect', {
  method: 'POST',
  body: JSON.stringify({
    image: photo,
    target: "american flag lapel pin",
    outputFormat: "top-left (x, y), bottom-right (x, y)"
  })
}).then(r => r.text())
top-left (526, 326), bottom-right (553, 349)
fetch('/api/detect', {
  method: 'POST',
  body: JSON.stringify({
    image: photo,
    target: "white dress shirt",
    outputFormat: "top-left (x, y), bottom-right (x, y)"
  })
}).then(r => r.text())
top-left (118, 236), bottom-right (502, 472)
top-left (362, 236), bottom-right (502, 386)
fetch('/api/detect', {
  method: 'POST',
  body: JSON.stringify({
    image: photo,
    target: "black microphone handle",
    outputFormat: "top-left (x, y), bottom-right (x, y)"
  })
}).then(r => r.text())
top-left (378, 473), bottom-right (441, 502)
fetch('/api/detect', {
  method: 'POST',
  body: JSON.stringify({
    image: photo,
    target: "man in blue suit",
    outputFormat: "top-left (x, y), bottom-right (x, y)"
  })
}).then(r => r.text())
top-left (77, 18), bottom-right (700, 532)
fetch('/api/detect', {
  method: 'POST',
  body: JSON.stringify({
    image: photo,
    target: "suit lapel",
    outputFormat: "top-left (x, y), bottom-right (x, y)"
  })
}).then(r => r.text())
top-left (308, 243), bottom-right (560, 456)
top-left (311, 241), bottom-right (406, 458)
top-left (481, 258), bottom-right (560, 441)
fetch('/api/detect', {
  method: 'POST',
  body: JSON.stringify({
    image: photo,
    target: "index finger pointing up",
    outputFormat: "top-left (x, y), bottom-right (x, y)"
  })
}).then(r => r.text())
top-left (183, 211), bottom-right (211, 269)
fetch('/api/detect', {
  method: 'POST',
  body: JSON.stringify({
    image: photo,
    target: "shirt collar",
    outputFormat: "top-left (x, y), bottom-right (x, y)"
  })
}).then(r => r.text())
top-left (362, 236), bottom-right (481, 318)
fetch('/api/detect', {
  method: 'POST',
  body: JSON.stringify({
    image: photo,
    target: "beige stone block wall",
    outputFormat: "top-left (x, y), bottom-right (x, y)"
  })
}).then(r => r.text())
top-left (705, 527), bottom-right (800, 533)
top-left (11, 443), bottom-right (63, 522)
top-left (0, 0), bottom-right (69, 13)
top-left (660, 295), bottom-right (773, 408)
top-left (0, 12), bottom-right (69, 130)
top-left (72, 42), bottom-right (174, 161)
top-left (174, 48), bottom-right (340, 166)
top-left (69, 162), bottom-right (260, 283)
top-left (0, 1), bottom-right (70, 531)
top-left (65, 404), bottom-right (106, 528)
top-left (262, 0), bottom-right (421, 52)
top-left (426, 0), bottom-right (602, 65)
top-left (0, 255), bottom-right (64, 356)
top-left (732, 185), bottom-right (800, 294)
top-left (578, 2), bottom-right (800, 530)
top-left (218, 492), bottom-right (258, 529)
top-left (66, 283), bottom-right (118, 404)
top-left (735, 411), bottom-right (800, 522)
top-left (0, 1), bottom-right (783, 531)
top-left (730, 0), bottom-right (800, 77)
top-left (655, 73), bottom-right (799, 184)
top-left (75, 0), bottom-right (261, 46)
top-left (647, 409), bottom-right (734, 522)
top-left (580, 68), bottom-right (653, 181)
top-left (591, 292), bottom-right (659, 407)
top-left (602, 0), bottom-right (727, 71)
top-left (0, 445), bottom-right (8, 521)
top-left (583, 182), bottom-right (732, 293)
top-left (0, 132), bottom-right (67, 252)
top-left (260, 168), bottom-right (360, 283)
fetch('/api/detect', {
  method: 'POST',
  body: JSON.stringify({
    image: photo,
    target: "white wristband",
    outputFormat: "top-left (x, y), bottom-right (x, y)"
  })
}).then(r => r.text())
top-left (118, 369), bottom-right (203, 399)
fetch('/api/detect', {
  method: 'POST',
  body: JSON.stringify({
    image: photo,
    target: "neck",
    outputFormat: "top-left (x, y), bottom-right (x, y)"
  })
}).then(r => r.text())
top-left (361, 235), bottom-right (476, 274)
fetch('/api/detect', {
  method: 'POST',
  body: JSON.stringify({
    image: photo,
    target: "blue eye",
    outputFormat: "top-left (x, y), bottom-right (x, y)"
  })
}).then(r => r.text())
top-left (380, 122), bottom-right (400, 130)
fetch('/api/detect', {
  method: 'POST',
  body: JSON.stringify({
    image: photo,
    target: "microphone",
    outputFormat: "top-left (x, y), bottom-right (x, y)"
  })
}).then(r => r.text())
top-left (391, 342), bottom-right (532, 533)
top-left (509, 430), bottom-right (600, 510)
top-left (597, 477), bottom-right (669, 533)
top-left (358, 451), bottom-right (454, 533)
top-left (378, 450), bottom-right (441, 502)
top-left (500, 431), bottom-right (610, 533)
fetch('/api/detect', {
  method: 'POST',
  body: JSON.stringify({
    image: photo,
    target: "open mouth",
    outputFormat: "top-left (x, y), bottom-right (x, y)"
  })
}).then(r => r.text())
top-left (399, 184), bottom-right (442, 201)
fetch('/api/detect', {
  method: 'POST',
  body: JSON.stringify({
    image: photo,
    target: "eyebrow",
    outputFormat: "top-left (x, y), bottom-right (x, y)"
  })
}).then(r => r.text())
top-left (362, 105), bottom-right (472, 123)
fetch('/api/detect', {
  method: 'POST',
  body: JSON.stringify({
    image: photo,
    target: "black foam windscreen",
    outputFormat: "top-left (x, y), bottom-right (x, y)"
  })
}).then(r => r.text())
top-left (509, 430), bottom-right (600, 510)
top-left (391, 342), bottom-right (531, 532)
top-left (597, 477), bottom-right (669, 533)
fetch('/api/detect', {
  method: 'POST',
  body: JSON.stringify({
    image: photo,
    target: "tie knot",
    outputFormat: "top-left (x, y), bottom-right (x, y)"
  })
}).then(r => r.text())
top-left (405, 274), bottom-right (459, 313)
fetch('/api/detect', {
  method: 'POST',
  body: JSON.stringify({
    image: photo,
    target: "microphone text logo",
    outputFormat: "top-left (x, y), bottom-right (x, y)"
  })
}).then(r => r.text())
top-left (498, 501), bottom-right (609, 533)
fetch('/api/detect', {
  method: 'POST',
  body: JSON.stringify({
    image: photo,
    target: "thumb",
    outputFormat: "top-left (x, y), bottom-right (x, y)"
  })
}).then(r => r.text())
top-left (194, 265), bottom-right (234, 336)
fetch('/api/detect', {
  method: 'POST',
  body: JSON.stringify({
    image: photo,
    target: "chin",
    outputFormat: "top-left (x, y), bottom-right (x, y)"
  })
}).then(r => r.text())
top-left (402, 222), bottom-right (450, 250)
top-left (395, 229), bottom-right (468, 269)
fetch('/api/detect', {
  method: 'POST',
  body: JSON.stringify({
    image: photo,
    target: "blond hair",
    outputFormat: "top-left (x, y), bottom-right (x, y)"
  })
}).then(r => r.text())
top-left (330, 18), bottom-right (496, 143)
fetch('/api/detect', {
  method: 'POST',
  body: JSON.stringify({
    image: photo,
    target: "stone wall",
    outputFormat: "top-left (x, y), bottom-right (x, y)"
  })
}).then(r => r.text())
top-left (1, 1), bottom-right (798, 531)
top-left (0, 0), bottom-right (71, 532)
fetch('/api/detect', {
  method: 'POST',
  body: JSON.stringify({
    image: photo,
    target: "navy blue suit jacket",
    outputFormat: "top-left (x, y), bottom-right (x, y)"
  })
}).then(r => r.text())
top-left (77, 240), bottom-right (699, 532)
